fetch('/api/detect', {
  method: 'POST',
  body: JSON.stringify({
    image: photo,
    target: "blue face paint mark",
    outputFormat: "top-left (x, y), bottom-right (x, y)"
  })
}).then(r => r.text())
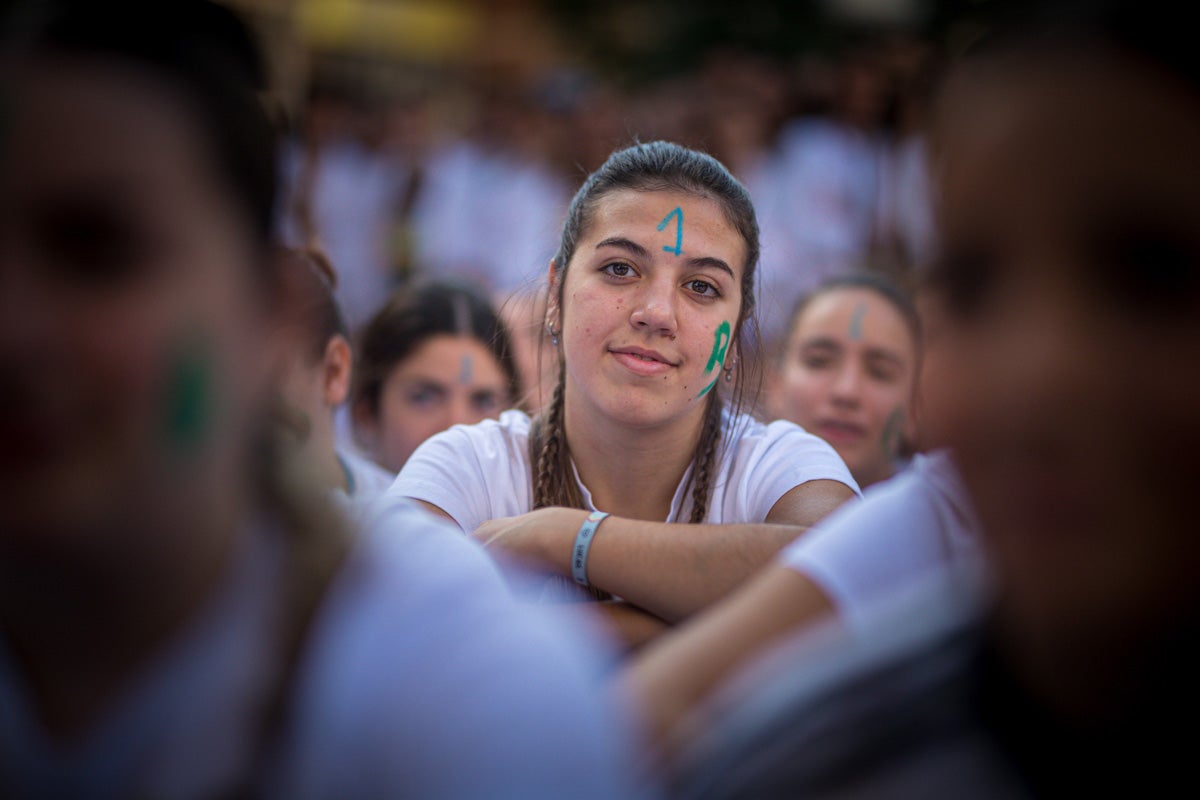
top-left (459, 354), bottom-right (473, 386)
top-left (657, 206), bottom-right (684, 256)
top-left (849, 302), bottom-right (867, 342)
top-left (696, 320), bottom-right (732, 398)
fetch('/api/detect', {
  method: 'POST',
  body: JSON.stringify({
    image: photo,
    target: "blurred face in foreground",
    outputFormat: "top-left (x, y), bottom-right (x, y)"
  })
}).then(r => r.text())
top-left (0, 56), bottom-right (276, 561)
top-left (933, 49), bottom-right (1200, 659)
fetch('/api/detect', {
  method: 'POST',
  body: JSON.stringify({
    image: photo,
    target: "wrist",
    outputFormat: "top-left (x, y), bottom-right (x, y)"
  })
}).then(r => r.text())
top-left (571, 510), bottom-right (610, 587)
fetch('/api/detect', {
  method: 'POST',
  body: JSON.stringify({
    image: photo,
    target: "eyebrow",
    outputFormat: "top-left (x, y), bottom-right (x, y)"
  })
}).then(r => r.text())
top-left (799, 336), bottom-right (842, 351)
top-left (595, 237), bottom-right (736, 279)
top-left (595, 237), bottom-right (650, 258)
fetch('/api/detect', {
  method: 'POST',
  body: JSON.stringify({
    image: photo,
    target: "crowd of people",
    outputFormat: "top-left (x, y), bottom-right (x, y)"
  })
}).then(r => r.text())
top-left (1, 0), bottom-right (1198, 797)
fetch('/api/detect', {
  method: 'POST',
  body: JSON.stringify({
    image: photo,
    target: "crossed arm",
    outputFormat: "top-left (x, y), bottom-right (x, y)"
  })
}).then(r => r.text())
top-left (417, 478), bottom-right (855, 624)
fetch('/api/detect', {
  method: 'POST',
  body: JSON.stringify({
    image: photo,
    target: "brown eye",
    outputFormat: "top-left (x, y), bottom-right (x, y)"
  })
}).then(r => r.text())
top-left (603, 262), bottom-right (635, 278)
top-left (688, 279), bottom-right (718, 297)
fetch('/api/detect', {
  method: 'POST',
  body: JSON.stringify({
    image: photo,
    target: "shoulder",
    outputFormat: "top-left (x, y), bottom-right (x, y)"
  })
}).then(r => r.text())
top-left (427, 409), bottom-right (533, 454)
top-left (396, 409), bottom-right (533, 485)
top-left (673, 584), bottom-right (1014, 798)
top-left (721, 413), bottom-right (860, 491)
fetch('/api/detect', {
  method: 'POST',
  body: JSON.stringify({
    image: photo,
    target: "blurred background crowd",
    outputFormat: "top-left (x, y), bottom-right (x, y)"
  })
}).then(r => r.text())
top-left (233, 0), bottom-right (979, 352)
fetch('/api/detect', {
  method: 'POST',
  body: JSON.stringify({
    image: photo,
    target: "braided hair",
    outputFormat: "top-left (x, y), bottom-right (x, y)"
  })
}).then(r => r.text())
top-left (529, 141), bottom-right (761, 524)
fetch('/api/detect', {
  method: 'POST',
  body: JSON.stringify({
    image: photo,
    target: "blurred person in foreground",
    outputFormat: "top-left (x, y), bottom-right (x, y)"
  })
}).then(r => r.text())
top-left (666, 1), bottom-right (1200, 796)
top-left (0, 2), bottom-right (648, 797)
top-left (667, 1), bottom-right (1200, 796)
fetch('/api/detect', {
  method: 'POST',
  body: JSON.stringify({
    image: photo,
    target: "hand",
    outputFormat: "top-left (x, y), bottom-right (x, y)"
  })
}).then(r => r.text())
top-left (471, 507), bottom-right (590, 574)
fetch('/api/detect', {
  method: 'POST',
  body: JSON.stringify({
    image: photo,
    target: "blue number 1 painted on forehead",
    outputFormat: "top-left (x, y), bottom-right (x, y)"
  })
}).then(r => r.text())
top-left (658, 206), bottom-right (684, 256)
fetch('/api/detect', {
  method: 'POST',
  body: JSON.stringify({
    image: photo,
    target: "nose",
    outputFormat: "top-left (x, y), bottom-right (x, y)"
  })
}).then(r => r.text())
top-left (830, 363), bottom-right (864, 408)
top-left (629, 277), bottom-right (678, 338)
top-left (447, 390), bottom-right (481, 428)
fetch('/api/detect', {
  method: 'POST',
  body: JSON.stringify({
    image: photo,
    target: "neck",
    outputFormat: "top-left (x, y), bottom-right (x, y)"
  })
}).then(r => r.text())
top-left (0, 481), bottom-right (247, 740)
top-left (562, 382), bottom-right (709, 521)
top-left (307, 414), bottom-right (348, 493)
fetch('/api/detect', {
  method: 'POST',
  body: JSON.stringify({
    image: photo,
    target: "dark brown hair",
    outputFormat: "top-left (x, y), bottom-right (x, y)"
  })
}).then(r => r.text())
top-left (352, 280), bottom-right (521, 421)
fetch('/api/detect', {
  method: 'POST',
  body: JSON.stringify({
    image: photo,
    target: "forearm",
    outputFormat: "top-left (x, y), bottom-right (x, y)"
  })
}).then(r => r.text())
top-left (596, 601), bottom-right (670, 654)
top-left (584, 518), bottom-right (803, 622)
top-left (619, 565), bottom-right (836, 755)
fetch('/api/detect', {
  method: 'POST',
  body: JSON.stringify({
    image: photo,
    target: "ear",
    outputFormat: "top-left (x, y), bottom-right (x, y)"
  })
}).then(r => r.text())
top-left (322, 335), bottom-right (352, 407)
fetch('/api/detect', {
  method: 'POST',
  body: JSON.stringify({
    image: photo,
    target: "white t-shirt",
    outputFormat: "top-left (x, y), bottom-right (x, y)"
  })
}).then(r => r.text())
top-left (779, 450), bottom-right (985, 632)
top-left (0, 501), bottom-right (649, 799)
top-left (391, 409), bottom-right (859, 533)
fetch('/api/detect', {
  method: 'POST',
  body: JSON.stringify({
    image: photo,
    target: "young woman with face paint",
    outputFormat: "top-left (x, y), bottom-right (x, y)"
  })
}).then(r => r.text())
top-left (667, 2), bottom-right (1200, 796)
top-left (769, 273), bottom-right (921, 489)
top-left (0, 3), bottom-right (645, 796)
top-left (392, 141), bottom-right (860, 642)
top-left (276, 245), bottom-right (393, 512)
top-left (351, 280), bottom-right (520, 473)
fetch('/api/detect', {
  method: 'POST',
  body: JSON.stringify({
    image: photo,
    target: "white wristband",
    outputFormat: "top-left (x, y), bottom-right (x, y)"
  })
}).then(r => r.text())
top-left (571, 511), bottom-right (609, 587)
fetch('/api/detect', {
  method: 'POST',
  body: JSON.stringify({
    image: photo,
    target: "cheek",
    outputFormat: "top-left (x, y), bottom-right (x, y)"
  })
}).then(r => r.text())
top-left (779, 367), bottom-right (826, 417)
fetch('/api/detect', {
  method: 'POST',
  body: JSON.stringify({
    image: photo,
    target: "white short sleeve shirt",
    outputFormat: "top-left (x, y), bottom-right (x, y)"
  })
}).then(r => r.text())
top-left (779, 450), bottom-right (985, 631)
top-left (390, 409), bottom-right (859, 533)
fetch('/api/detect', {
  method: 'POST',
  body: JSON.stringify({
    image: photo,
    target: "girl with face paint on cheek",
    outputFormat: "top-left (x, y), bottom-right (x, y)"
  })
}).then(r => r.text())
top-left (392, 141), bottom-right (861, 648)
top-left (771, 272), bottom-right (922, 489)
top-left (0, 3), bottom-right (647, 797)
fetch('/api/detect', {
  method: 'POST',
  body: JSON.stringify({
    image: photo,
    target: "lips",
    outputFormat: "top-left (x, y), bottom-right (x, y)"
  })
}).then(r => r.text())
top-left (814, 419), bottom-right (867, 444)
top-left (609, 346), bottom-right (678, 377)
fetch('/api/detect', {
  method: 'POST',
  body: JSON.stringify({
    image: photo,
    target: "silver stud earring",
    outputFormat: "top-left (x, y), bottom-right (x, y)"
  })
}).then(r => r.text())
top-left (545, 321), bottom-right (559, 346)
top-left (724, 360), bottom-right (736, 383)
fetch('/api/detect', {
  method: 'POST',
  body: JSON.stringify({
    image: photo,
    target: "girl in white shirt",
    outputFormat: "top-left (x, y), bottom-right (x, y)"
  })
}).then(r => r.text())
top-left (0, 3), bottom-right (645, 796)
top-left (393, 141), bottom-right (859, 642)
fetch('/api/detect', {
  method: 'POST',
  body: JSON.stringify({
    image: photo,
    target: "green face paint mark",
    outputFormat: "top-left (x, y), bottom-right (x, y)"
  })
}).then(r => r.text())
top-left (657, 206), bottom-right (684, 256)
top-left (696, 320), bottom-right (732, 398)
top-left (849, 302), bottom-right (867, 342)
top-left (164, 342), bottom-right (213, 452)
top-left (880, 406), bottom-right (905, 458)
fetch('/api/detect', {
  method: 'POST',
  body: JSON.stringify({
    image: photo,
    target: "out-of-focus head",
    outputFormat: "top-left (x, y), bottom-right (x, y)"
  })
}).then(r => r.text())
top-left (276, 246), bottom-right (350, 444)
top-left (930, 0), bottom-right (1200, 657)
top-left (352, 281), bottom-right (519, 472)
top-left (0, 0), bottom-right (279, 551)
top-left (773, 273), bottom-right (920, 489)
